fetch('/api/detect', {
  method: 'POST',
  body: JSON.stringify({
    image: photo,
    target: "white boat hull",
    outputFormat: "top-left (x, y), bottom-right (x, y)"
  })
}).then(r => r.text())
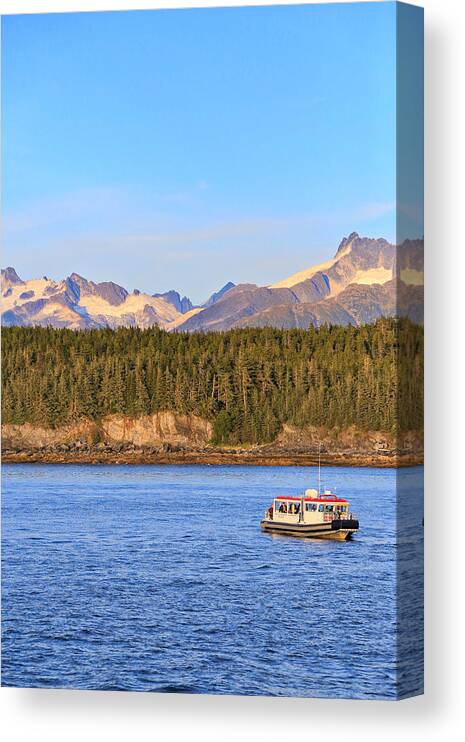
top-left (260, 518), bottom-right (359, 540)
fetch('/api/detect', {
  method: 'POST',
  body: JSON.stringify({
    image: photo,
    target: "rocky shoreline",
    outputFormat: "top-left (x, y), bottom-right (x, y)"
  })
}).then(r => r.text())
top-left (1, 415), bottom-right (423, 468)
top-left (1, 442), bottom-right (423, 468)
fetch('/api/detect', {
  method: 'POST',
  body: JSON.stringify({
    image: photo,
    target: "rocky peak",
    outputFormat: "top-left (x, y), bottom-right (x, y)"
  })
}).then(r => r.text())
top-left (180, 296), bottom-right (194, 313)
top-left (67, 273), bottom-right (128, 306)
top-left (68, 272), bottom-right (88, 289)
top-left (92, 281), bottom-right (128, 306)
top-left (336, 232), bottom-right (360, 255)
top-left (1, 266), bottom-right (24, 286)
top-left (204, 281), bottom-right (236, 308)
top-left (153, 290), bottom-right (194, 314)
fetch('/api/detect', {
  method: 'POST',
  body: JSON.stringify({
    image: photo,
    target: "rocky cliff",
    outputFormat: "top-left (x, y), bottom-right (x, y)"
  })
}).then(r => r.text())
top-left (261, 424), bottom-right (422, 456)
top-left (2, 412), bottom-right (213, 451)
top-left (2, 416), bottom-right (422, 467)
top-left (101, 412), bottom-right (212, 447)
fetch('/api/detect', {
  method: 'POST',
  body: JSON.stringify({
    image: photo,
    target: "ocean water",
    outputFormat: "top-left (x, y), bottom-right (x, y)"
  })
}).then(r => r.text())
top-left (1, 464), bottom-right (423, 699)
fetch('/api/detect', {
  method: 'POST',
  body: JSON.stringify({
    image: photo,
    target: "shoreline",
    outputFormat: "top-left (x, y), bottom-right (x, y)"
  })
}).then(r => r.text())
top-left (1, 450), bottom-right (423, 468)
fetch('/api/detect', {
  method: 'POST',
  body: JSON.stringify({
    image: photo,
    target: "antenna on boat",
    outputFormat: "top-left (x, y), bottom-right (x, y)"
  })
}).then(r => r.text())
top-left (318, 442), bottom-right (321, 495)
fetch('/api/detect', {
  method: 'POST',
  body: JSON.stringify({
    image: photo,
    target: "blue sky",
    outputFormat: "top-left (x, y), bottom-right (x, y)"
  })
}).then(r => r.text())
top-left (2, 3), bottom-right (402, 302)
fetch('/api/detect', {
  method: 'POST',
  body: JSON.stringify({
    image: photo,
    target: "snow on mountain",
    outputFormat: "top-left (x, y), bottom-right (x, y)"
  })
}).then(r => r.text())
top-left (1, 272), bottom-right (184, 330)
top-left (1, 233), bottom-right (423, 332)
top-left (152, 290), bottom-right (194, 314)
top-left (269, 233), bottom-right (393, 295)
top-left (269, 245), bottom-right (352, 290)
top-left (176, 233), bottom-right (423, 332)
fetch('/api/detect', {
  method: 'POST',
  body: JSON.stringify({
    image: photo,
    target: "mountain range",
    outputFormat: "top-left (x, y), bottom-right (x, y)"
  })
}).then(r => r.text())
top-left (1, 233), bottom-right (423, 332)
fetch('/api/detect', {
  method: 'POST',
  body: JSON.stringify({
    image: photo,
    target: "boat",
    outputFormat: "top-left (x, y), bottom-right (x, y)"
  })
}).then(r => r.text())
top-left (260, 487), bottom-right (359, 540)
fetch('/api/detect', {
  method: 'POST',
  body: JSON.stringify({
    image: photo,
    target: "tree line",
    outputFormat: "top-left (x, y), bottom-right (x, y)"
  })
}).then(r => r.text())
top-left (1, 319), bottom-right (423, 445)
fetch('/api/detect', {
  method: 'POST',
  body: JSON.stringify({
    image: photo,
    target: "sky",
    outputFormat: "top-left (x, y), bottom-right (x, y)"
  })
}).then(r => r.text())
top-left (2, 2), bottom-right (406, 303)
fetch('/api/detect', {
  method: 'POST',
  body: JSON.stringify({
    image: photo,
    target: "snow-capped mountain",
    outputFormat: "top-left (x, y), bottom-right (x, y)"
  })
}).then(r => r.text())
top-left (1, 233), bottom-right (423, 331)
top-left (1, 271), bottom-right (185, 330)
top-left (177, 233), bottom-right (423, 331)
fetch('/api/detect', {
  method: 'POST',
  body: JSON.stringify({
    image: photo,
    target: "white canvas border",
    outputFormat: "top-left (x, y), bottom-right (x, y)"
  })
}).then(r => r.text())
top-left (0, 0), bottom-right (463, 739)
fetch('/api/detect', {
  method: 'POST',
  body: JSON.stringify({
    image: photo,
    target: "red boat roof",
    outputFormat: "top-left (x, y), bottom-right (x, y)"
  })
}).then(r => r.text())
top-left (275, 495), bottom-right (348, 503)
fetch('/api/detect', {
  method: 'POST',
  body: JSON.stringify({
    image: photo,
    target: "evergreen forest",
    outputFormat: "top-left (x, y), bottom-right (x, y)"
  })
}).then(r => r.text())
top-left (1, 319), bottom-right (423, 445)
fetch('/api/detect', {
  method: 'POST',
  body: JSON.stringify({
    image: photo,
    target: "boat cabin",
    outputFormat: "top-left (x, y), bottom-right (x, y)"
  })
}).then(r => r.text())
top-left (267, 489), bottom-right (351, 525)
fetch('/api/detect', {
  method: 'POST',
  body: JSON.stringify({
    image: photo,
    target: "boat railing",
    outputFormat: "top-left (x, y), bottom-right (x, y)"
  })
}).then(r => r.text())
top-left (341, 511), bottom-right (357, 522)
top-left (328, 510), bottom-right (357, 522)
top-left (263, 506), bottom-right (357, 523)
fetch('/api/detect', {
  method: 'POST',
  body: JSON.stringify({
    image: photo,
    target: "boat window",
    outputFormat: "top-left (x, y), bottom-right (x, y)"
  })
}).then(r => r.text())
top-left (318, 504), bottom-right (325, 512)
top-left (339, 505), bottom-right (347, 512)
top-left (294, 503), bottom-right (300, 514)
top-left (325, 505), bottom-right (334, 512)
top-left (278, 502), bottom-right (288, 513)
top-left (305, 503), bottom-right (317, 512)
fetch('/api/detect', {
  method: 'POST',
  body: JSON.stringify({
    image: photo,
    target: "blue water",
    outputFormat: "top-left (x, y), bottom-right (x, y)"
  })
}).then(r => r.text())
top-left (1, 464), bottom-right (423, 698)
